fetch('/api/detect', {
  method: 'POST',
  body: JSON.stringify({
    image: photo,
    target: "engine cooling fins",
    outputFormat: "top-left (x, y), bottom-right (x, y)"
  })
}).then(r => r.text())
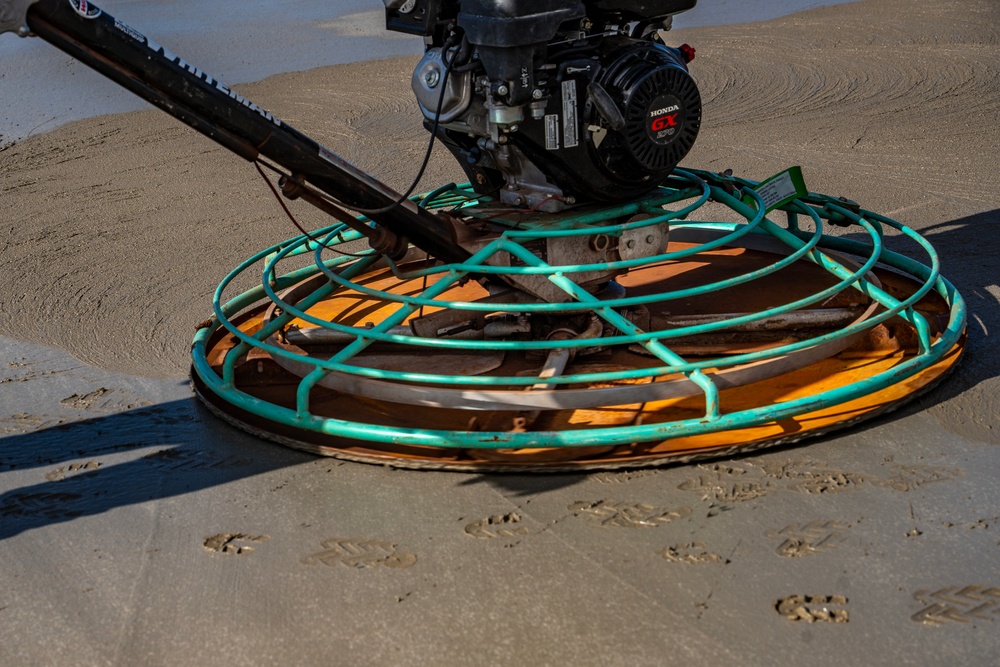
top-left (191, 168), bottom-right (965, 472)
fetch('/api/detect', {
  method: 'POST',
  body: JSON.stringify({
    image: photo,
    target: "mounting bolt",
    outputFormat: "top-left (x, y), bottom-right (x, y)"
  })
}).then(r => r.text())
top-left (424, 69), bottom-right (440, 88)
top-left (278, 176), bottom-right (303, 200)
top-left (590, 234), bottom-right (611, 252)
top-left (836, 196), bottom-right (862, 214)
top-left (496, 84), bottom-right (510, 97)
top-left (532, 89), bottom-right (544, 100)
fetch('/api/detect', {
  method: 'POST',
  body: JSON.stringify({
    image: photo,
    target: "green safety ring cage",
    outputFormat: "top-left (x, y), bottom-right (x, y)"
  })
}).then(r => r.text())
top-left (190, 167), bottom-right (966, 471)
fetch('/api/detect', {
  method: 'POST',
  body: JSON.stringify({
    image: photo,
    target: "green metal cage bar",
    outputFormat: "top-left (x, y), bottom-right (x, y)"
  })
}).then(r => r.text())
top-left (191, 168), bottom-right (966, 449)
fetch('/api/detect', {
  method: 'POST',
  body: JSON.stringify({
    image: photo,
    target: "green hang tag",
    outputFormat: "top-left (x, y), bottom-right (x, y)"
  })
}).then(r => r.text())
top-left (743, 166), bottom-right (808, 213)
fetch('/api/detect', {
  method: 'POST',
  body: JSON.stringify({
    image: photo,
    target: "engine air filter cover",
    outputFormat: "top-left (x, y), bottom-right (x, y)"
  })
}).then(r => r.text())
top-left (596, 43), bottom-right (701, 178)
top-left (643, 93), bottom-right (686, 149)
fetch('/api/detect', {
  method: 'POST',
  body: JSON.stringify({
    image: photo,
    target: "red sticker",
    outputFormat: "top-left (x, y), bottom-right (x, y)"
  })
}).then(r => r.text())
top-left (69, 0), bottom-right (102, 19)
top-left (650, 114), bottom-right (678, 132)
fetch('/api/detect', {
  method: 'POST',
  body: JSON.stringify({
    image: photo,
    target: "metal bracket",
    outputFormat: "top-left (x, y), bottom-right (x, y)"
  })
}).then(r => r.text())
top-left (0, 0), bottom-right (38, 36)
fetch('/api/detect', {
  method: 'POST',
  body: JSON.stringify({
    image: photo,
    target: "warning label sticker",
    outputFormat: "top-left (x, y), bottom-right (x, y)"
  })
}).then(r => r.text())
top-left (545, 114), bottom-right (560, 150)
top-left (561, 80), bottom-right (579, 149)
top-left (744, 166), bottom-right (808, 213)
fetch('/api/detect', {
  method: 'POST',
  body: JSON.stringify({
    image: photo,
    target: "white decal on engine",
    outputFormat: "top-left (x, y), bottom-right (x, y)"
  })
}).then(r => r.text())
top-left (561, 80), bottom-right (579, 149)
top-left (544, 114), bottom-right (560, 150)
top-left (649, 104), bottom-right (680, 117)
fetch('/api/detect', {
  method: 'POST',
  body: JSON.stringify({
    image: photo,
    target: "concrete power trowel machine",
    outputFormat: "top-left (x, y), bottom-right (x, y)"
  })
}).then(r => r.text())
top-left (1, 0), bottom-right (966, 470)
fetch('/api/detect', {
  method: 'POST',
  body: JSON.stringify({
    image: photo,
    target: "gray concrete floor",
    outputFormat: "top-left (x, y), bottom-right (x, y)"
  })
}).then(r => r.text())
top-left (0, 0), bottom-right (857, 144)
top-left (2, 332), bottom-right (998, 665)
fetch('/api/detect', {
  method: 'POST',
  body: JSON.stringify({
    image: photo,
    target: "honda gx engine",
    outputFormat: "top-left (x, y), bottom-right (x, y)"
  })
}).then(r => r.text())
top-left (385, 0), bottom-right (701, 212)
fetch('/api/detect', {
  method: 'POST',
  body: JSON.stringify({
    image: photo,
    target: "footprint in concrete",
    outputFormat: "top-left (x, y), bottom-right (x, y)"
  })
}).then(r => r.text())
top-left (677, 464), bottom-right (773, 503)
top-left (302, 538), bottom-right (417, 569)
top-left (1, 360), bottom-right (71, 385)
top-left (911, 585), bottom-right (1000, 625)
top-left (0, 492), bottom-right (83, 520)
top-left (60, 388), bottom-right (113, 411)
top-left (661, 542), bottom-right (728, 564)
top-left (770, 519), bottom-right (854, 558)
top-left (591, 469), bottom-right (659, 485)
top-left (873, 464), bottom-right (963, 492)
top-left (142, 448), bottom-right (251, 473)
top-left (464, 512), bottom-right (530, 539)
top-left (568, 500), bottom-right (691, 528)
top-left (59, 387), bottom-right (152, 412)
top-left (44, 461), bottom-right (101, 482)
top-left (754, 460), bottom-right (867, 495)
top-left (0, 413), bottom-right (62, 435)
top-left (203, 533), bottom-right (269, 556)
top-left (775, 595), bottom-right (849, 623)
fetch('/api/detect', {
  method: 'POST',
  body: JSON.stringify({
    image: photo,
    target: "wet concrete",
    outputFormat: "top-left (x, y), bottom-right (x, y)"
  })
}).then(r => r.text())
top-left (3, 334), bottom-right (1000, 664)
top-left (0, 0), bottom-right (858, 144)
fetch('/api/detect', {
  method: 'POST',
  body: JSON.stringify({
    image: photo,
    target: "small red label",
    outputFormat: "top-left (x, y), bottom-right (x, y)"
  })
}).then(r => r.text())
top-left (650, 114), bottom-right (678, 132)
top-left (69, 0), bottom-right (102, 19)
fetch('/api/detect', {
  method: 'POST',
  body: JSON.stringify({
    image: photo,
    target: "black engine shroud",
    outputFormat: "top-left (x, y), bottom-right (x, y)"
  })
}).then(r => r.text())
top-left (385, 0), bottom-right (701, 211)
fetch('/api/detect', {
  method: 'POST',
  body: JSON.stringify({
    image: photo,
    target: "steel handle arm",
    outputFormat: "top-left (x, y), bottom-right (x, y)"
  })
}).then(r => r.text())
top-left (2, 0), bottom-right (469, 263)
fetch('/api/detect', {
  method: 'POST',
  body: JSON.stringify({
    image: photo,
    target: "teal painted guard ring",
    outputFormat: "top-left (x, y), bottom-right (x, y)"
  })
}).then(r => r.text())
top-left (189, 168), bottom-right (966, 471)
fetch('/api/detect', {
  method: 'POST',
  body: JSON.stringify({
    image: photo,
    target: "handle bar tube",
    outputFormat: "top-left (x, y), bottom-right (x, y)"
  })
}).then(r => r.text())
top-left (11, 0), bottom-right (468, 263)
